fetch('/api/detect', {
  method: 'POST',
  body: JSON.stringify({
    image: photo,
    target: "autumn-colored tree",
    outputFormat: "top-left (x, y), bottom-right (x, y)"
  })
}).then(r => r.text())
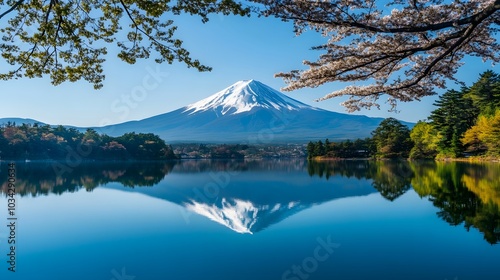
top-left (0, 0), bottom-right (250, 88)
top-left (0, 123), bottom-right (178, 160)
top-left (462, 116), bottom-right (489, 155)
top-left (462, 110), bottom-right (500, 156)
top-left (255, 0), bottom-right (500, 111)
top-left (409, 121), bottom-right (440, 159)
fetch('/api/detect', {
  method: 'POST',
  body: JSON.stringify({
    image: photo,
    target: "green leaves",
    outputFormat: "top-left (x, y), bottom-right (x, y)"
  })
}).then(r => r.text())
top-left (371, 118), bottom-right (412, 159)
top-left (462, 111), bottom-right (500, 156)
top-left (418, 70), bottom-right (500, 158)
top-left (409, 121), bottom-right (441, 159)
top-left (464, 70), bottom-right (500, 116)
top-left (429, 88), bottom-right (477, 157)
top-left (0, 123), bottom-right (177, 160)
top-left (0, 0), bottom-right (250, 88)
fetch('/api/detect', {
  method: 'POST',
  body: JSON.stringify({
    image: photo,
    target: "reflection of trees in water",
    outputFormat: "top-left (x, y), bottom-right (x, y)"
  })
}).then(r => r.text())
top-left (175, 159), bottom-right (307, 173)
top-left (308, 160), bottom-right (500, 244)
top-left (1, 160), bottom-right (308, 197)
top-left (307, 160), bottom-right (374, 179)
top-left (307, 160), bottom-right (413, 201)
top-left (371, 161), bottom-right (413, 201)
top-left (4, 159), bottom-right (499, 244)
top-left (0, 161), bottom-right (176, 197)
top-left (411, 162), bottom-right (500, 245)
top-left (461, 164), bottom-right (500, 207)
top-left (465, 203), bottom-right (500, 245)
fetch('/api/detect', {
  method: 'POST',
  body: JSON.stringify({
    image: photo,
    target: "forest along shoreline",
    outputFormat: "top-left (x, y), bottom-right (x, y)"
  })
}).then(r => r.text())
top-left (307, 70), bottom-right (500, 163)
top-left (1, 71), bottom-right (499, 162)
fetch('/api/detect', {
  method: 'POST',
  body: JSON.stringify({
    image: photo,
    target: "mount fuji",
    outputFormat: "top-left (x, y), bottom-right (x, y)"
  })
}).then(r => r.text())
top-left (101, 80), bottom-right (406, 143)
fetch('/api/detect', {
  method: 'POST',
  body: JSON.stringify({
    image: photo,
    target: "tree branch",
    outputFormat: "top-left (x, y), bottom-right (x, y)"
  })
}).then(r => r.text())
top-left (273, 0), bottom-right (500, 34)
top-left (0, 0), bottom-right (24, 19)
top-left (118, 0), bottom-right (176, 54)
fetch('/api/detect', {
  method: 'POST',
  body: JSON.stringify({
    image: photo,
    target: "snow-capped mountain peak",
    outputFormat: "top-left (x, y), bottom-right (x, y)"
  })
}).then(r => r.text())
top-left (93, 79), bottom-right (399, 142)
top-left (184, 80), bottom-right (311, 116)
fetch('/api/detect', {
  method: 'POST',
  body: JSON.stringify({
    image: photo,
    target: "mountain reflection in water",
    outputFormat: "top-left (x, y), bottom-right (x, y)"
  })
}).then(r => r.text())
top-left (1, 159), bottom-right (499, 244)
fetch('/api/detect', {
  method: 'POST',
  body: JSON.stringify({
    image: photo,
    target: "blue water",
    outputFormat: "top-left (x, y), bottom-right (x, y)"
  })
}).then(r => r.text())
top-left (0, 160), bottom-right (499, 279)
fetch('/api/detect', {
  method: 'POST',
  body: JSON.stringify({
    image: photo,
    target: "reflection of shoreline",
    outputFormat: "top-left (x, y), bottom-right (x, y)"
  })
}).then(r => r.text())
top-left (173, 158), bottom-right (307, 173)
top-left (307, 160), bottom-right (414, 201)
top-left (410, 162), bottom-right (500, 207)
top-left (410, 161), bottom-right (500, 245)
top-left (2, 160), bottom-right (499, 243)
top-left (437, 157), bottom-right (500, 163)
top-left (309, 160), bottom-right (500, 245)
top-left (0, 161), bottom-right (176, 197)
top-left (308, 157), bottom-right (371, 161)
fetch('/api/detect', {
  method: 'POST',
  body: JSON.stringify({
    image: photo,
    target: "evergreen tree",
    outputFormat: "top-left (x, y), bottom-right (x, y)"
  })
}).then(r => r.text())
top-left (314, 140), bottom-right (325, 157)
top-left (429, 89), bottom-right (477, 158)
top-left (465, 70), bottom-right (500, 116)
top-left (371, 118), bottom-right (412, 158)
top-left (306, 141), bottom-right (316, 159)
top-left (324, 138), bottom-right (331, 154)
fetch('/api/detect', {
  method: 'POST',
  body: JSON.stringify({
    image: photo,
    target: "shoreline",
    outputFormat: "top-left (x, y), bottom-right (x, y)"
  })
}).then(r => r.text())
top-left (1, 156), bottom-right (499, 163)
top-left (309, 156), bottom-right (500, 163)
top-left (309, 157), bottom-right (372, 161)
top-left (435, 157), bottom-right (500, 163)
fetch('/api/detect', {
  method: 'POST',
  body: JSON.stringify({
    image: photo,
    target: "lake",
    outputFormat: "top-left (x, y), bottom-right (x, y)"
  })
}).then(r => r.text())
top-left (1, 160), bottom-right (499, 280)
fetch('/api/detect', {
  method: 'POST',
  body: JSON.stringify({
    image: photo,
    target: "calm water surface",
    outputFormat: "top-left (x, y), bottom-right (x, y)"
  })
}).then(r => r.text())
top-left (0, 160), bottom-right (499, 280)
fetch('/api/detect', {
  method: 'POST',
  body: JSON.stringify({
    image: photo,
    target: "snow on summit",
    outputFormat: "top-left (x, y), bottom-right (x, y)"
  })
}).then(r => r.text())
top-left (95, 79), bottom-right (398, 142)
top-left (184, 79), bottom-right (311, 116)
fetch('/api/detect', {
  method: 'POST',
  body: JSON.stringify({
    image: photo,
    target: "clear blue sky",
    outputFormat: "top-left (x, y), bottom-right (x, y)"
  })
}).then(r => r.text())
top-left (1, 13), bottom-right (498, 127)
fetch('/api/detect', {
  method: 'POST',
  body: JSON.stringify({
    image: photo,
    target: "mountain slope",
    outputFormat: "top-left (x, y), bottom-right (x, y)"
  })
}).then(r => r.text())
top-left (0, 118), bottom-right (47, 126)
top-left (0, 80), bottom-right (412, 142)
top-left (185, 79), bottom-right (311, 115)
top-left (103, 80), bottom-right (399, 142)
